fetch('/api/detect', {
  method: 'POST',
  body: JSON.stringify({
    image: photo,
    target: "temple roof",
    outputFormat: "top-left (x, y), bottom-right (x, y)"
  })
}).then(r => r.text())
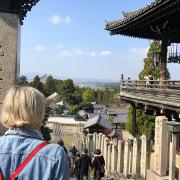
top-left (0, 0), bottom-right (40, 24)
top-left (105, 0), bottom-right (180, 42)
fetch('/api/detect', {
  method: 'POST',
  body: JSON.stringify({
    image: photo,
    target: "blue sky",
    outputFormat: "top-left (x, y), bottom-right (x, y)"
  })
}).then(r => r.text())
top-left (21, 0), bottom-right (179, 81)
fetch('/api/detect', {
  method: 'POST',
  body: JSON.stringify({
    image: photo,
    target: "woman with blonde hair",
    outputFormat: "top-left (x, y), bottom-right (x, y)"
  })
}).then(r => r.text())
top-left (0, 86), bottom-right (69, 180)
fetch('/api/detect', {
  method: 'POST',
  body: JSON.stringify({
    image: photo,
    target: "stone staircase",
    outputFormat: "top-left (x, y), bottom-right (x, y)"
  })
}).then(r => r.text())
top-left (102, 172), bottom-right (144, 180)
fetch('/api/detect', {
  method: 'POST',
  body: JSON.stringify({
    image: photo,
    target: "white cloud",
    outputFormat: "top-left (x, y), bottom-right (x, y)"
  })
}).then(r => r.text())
top-left (51, 15), bottom-right (61, 25)
top-left (100, 51), bottom-right (112, 56)
top-left (73, 48), bottom-right (84, 55)
top-left (50, 15), bottom-right (72, 25)
top-left (35, 45), bottom-right (44, 51)
top-left (90, 52), bottom-right (97, 57)
top-left (57, 50), bottom-right (72, 58)
top-left (54, 47), bottom-right (112, 59)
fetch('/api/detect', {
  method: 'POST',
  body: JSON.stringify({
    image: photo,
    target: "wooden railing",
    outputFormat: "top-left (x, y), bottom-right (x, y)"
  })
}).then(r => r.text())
top-left (120, 80), bottom-right (180, 111)
top-left (121, 80), bottom-right (180, 90)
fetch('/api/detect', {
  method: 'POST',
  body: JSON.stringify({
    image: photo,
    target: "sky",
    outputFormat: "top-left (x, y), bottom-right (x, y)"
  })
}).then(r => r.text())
top-left (20, 0), bottom-right (179, 81)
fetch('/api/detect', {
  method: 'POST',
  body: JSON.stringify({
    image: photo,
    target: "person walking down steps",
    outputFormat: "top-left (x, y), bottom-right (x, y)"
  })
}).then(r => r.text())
top-left (92, 149), bottom-right (105, 180)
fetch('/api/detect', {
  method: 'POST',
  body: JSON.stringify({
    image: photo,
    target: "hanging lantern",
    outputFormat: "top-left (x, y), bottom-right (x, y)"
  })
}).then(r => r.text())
top-left (153, 49), bottom-right (161, 66)
top-left (168, 44), bottom-right (180, 64)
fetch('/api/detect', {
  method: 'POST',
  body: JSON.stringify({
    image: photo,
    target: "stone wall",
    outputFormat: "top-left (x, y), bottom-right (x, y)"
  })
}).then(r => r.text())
top-left (0, 12), bottom-right (20, 135)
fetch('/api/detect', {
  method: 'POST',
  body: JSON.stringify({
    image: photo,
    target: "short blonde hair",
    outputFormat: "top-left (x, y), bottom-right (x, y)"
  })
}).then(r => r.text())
top-left (0, 86), bottom-right (45, 129)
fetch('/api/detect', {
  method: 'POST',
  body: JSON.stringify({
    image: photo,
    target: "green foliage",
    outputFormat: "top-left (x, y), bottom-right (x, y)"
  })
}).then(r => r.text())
top-left (80, 102), bottom-right (94, 113)
top-left (18, 76), bottom-right (29, 86)
top-left (54, 105), bottom-right (64, 115)
top-left (58, 79), bottom-right (75, 104)
top-left (44, 75), bottom-right (56, 96)
top-left (82, 88), bottom-right (94, 103)
top-left (68, 104), bottom-right (80, 115)
top-left (95, 88), bottom-right (116, 104)
top-left (108, 115), bottom-right (114, 121)
top-left (75, 113), bottom-right (84, 121)
top-left (139, 41), bottom-right (170, 80)
top-left (31, 76), bottom-right (44, 93)
top-left (126, 106), bottom-right (155, 137)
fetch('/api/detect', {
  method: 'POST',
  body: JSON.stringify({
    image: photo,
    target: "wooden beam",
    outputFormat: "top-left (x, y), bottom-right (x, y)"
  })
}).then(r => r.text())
top-left (160, 39), bottom-right (168, 81)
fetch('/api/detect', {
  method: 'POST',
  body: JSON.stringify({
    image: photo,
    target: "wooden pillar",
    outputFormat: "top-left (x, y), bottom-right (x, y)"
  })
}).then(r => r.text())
top-left (160, 39), bottom-right (168, 81)
top-left (132, 104), bottom-right (136, 137)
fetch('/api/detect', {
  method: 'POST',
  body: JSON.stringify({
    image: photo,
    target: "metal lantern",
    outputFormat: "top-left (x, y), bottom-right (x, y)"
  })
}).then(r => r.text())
top-left (153, 50), bottom-right (161, 66)
top-left (166, 121), bottom-right (180, 134)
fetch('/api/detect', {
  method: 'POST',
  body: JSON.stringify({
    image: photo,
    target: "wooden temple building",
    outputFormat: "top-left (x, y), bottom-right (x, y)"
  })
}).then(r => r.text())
top-left (105, 0), bottom-right (180, 136)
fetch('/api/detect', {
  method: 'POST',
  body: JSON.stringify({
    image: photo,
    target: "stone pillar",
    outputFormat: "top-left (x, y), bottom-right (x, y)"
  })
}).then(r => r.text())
top-left (107, 144), bottom-right (112, 173)
top-left (98, 133), bottom-right (102, 150)
top-left (169, 134), bottom-right (176, 180)
top-left (123, 141), bottom-right (130, 177)
top-left (140, 135), bottom-right (150, 179)
top-left (117, 140), bottom-right (124, 173)
top-left (101, 134), bottom-right (105, 153)
top-left (88, 134), bottom-right (93, 156)
top-left (129, 142), bottom-right (133, 174)
top-left (0, 12), bottom-right (20, 134)
top-left (153, 116), bottom-right (168, 176)
top-left (96, 133), bottom-right (99, 149)
top-left (111, 143), bottom-right (118, 172)
top-left (104, 138), bottom-right (109, 170)
top-left (93, 132), bottom-right (97, 153)
top-left (86, 135), bottom-right (89, 150)
top-left (132, 138), bottom-right (140, 175)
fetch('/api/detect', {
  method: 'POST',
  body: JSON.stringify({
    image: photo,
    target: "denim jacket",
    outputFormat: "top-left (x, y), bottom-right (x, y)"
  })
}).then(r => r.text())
top-left (0, 128), bottom-right (69, 180)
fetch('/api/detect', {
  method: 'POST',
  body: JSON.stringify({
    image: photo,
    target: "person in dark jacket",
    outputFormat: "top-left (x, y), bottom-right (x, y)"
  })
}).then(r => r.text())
top-left (58, 139), bottom-right (67, 154)
top-left (73, 152), bottom-right (81, 180)
top-left (79, 148), bottom-right (92, 180)
top-left (92, 149), bottom-right (105, 180)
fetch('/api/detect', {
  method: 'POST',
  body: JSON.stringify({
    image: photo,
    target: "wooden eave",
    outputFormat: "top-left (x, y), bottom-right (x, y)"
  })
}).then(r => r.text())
top-left (105, 0), bottom-right (180, 42)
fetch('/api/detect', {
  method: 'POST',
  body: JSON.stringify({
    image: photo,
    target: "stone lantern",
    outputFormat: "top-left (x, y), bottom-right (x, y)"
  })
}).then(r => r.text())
top-left (166, 121), bottom-right (180, 180)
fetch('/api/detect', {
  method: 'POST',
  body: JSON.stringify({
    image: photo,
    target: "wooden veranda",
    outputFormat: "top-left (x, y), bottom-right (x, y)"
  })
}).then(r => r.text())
top-left (105, 0), bottom-right (180, 136)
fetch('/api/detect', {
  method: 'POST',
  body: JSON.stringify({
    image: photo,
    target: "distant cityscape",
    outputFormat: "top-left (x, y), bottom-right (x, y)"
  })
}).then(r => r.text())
top-left (23, 73), bottom-right (120, 89)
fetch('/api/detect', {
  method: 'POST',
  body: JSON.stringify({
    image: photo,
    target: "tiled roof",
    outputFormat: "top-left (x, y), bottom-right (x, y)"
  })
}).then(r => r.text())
top-left (0, 0), bottom-right (40, 24)
top-left (106, 0), bottom-right (166, 30)
top-left (84, 115), bottom-right (112, 129)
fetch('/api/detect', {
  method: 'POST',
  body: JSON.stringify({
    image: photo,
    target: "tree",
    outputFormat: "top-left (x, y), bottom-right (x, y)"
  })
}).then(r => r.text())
top-left (31, 76), bottom-right (44, 93)
top-left (69, 105), bottom-right (80, 115)
top-left (80, 102), bottom-right (94, 113)
top-left (58, 79), bottom-right (75, 104)
top-left (126, 106), bottom-right (155, 137)
top-left (139, 41), bottom-right (170, 80)
top-left (44, 75), bottom-right (56, 96)
top-left (126, 40), bottom-right (170, 137)
top-left (54, 105), bottom-right (64, 115)
top-left (18, 75), bottom-right (29, 86)
top-left (82, 88), bottom-right (94, 103)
